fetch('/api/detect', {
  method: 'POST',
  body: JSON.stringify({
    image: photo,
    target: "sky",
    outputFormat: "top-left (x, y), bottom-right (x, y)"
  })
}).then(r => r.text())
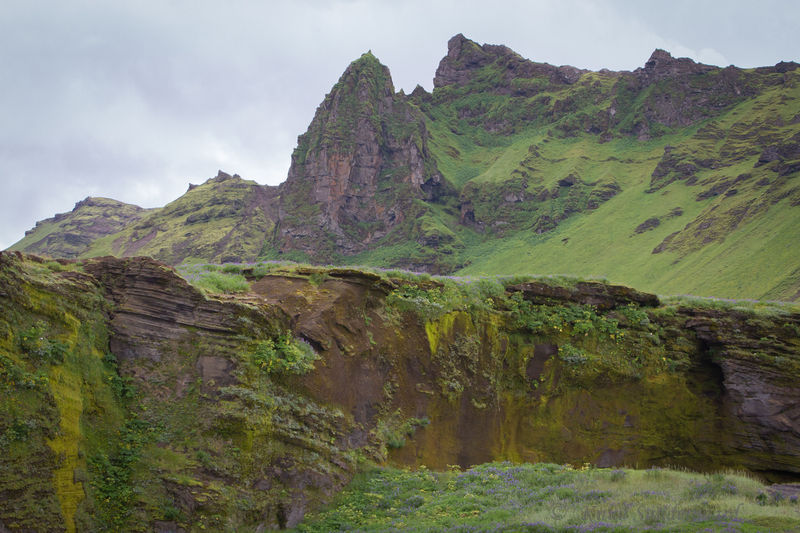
top-left (1, 0), bottom-right (798, 249)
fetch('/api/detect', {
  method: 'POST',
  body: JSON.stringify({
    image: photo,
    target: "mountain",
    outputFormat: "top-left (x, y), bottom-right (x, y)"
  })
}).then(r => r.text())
top-left (276, 52), bottom-right (450, 262)
top-left (11, 197), bottom-right (147, 258)
top-left (16, 171), bottom-right (279, 265)
top-left (1, 252), bottom-right (798, 529)
top-left (10, 35), bottom-right (800, 300)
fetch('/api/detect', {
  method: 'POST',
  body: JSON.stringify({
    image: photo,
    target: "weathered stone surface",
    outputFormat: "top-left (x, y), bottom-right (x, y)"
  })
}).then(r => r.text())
top-left (84, 256), bottom-right (285, 362)
top-left (676, 307), bottom-right (800, 474)
top-left (637, 49), bottom-right (716, 85)
top-left (434, 33), bottom-right (585, 91)
top-left (2, 253), bottom-right (800, 530)
top-left (275, 52), bottom-right (450, 261)
top-left (635, 217), bottom-right (661, 234)
top-left (508, 280), bottom-right (661, 310)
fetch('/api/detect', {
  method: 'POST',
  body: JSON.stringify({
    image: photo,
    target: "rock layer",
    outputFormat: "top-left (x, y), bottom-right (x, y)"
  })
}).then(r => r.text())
top-left (1, 253), bottom-right (800, 530)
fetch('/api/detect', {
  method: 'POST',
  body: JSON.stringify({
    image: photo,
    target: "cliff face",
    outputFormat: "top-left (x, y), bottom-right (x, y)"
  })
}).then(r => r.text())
top-left (276, 52), bottom-right (449, 261)
top-left (1, 253), bottom-right (798, 531)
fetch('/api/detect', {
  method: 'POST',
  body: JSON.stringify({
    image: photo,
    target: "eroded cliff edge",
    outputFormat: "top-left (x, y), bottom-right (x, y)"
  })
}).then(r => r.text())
top-left (1, 252), bottom-right (798, 531)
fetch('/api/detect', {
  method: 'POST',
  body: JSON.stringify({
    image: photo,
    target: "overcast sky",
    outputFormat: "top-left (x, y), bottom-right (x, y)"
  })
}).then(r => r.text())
top-left (1, 0), bottom-right (798, 249)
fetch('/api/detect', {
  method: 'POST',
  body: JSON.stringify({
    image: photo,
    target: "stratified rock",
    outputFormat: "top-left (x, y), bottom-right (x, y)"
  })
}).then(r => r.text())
top-left (2, 253), bottom-right (800, 530)
top-left (507, 280), bottom-right (660, 310)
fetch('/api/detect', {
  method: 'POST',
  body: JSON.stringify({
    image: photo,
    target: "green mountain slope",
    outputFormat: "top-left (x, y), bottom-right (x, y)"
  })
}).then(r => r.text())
top-left (8, 35), bottom-right (800, 300)
top-left (11, 197), bottom-right (148, 258)
top-left (17, 171), bottom-right (279, 265)
top-left (88, 171), bottom-right (279, 264)
top-left (350, 36), bottom-right (800, 300)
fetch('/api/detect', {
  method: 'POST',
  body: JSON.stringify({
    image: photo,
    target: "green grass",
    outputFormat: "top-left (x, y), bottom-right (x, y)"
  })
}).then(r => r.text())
top-left (449, 99), bottom-right (800, 300)
top-left (294, 462), bottom-right (800, 532)
top-left (175, 265), bottom-right (250, 294)
top-left (81, 175), bottom-right (275, 265)
top-left (9, 49), bottom-right (800, 303)
top-left (9, 198), bottom-right (146, 258)
top-left (416, 65), bottom-right (800, 301)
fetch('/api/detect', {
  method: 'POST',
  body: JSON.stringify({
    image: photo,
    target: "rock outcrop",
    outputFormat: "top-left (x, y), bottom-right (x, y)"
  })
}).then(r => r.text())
top-left (276, 52), bottom-right (449, 261)
top-left (1, 253), bottom-right (799, 530)
top-left (434, 33), bottom-right (585, 92)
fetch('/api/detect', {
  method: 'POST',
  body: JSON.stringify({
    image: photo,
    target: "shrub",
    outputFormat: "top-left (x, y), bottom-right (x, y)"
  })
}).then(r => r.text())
top-left (308, 272), bottom-right (329, 287)
top-left (221, 263), bottom-right (243, 274)
top-left (377, 415), bottom-right (430, 449)
top-left (558, 343), bottom-right (589, 365)
top-left (0, 353), bottom-right (46, 389)
top-left (251, 335), bottom-right (319, 375)
top-left (687, 475), bottom-right (738, 498)
top-left (386, 286), bottom-right (446, 321)
top-left (18, 322), bottom-right (67, 364)
top-left (44, 261), bottom-right (66, 272)
top-left (609, 469), bottom-right (627, 482)
top-left (508, 294), bottom-right (619, 338)
top-left (618, 303), bottom-right (650, 328)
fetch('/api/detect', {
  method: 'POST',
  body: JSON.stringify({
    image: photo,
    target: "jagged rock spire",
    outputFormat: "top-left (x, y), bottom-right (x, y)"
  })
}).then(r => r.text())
top-left (276, 52), bottom-right (447, 260)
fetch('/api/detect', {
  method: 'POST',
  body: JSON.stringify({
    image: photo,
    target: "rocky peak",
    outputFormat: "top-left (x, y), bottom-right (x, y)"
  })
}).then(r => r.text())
top-left (290, 51), bottom-right (394, 160)
top-left (276, 52), bottom-right (448, 261)
top-left (434, 34), bottom-right (516, 88)
top-left (344, 51), bottom-right (393, 88)
top-left (434, 34), bottom-right (585, 91)
top-left (644, 49), bottom-right (675, 69)
top-left (638, 48), bottom-right (716, 84)
top-left (209, 170), bottom-right (239, 183)
top-left (187, 170), bottom-right (245, 192)
top-left (73, 196), bottom-right (109, 209)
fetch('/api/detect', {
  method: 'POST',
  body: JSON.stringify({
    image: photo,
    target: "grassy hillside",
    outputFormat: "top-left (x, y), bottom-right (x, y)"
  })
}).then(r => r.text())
top-left (10, 197), bottom-right (147, 258)
top-left (7, 37), bottom-right (800, 301)
top-left (359, 51), bottom-right (800, 301)
top-left (87, 171), bottom-right (278, 264)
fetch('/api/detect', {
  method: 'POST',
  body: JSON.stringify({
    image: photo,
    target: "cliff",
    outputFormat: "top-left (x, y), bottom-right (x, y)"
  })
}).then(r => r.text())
top-left (1, 252), bottom-right (798, 530)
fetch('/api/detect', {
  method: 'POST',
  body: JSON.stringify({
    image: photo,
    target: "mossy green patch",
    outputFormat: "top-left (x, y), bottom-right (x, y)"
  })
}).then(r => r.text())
top-left (47, 365), bottom-right (85, 533)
